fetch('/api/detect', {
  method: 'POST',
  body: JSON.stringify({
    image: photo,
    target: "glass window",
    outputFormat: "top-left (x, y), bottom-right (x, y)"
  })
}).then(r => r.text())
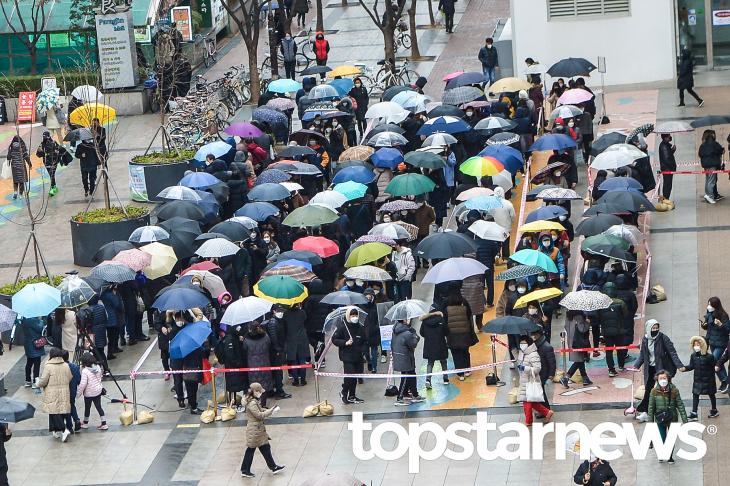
top-left (712, 0), bottom-right (730, 65)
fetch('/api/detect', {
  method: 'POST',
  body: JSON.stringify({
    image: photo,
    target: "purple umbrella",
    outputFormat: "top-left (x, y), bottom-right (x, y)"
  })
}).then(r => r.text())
top-left (225, 122), bottom-right (264, 138)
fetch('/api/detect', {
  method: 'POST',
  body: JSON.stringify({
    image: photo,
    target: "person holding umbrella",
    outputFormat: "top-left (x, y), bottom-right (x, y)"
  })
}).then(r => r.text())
top-left (240, 383), bottom-right (285, 478)
top-left (332, 307), bottom-right (366, 404)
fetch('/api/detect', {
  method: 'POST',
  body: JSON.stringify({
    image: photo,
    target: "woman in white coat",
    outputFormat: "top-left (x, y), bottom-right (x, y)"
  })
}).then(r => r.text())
top-left (517, 335), bottom-right (554, 426)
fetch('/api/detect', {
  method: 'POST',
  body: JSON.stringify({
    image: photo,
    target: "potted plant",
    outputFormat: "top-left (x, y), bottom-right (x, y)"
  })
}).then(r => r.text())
top-left (0, 275), bottom-right (63, 344)
top-left (70, 206), bottom-right (150, 267)
top-left (128, 149), bottom-right (196, 202)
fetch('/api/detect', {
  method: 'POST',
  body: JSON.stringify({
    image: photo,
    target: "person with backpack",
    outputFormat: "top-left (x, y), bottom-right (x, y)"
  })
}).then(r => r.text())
top-left (598, 282), bottom-right (629, 377)
top-left (648, 370), bottom-right (688, 464)
top-left (680, 336), bottom-right (719, 421)
top-left (77, 352), bottom-right (108, 430)
top-left (313, 32), bottom-right (330, 79)
top-left (35, 131), bottom-right (63, 196)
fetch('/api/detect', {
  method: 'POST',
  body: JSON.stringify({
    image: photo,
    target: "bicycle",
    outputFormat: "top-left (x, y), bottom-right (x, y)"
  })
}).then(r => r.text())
top-left (395, 21), bottom-right (411, 51)
top-left (196, 33), bottom-right (218, 67)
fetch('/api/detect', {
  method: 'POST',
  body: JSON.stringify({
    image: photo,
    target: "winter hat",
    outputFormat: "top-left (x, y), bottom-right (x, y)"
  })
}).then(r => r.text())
top-left (518, 90), bottom-right (528, 100)
top-left (234, 150), bottom-right (246, 163)
top-left (555, 117), bottom-right (565, 125)
top-left (644, 319), bottom-right (659, 338)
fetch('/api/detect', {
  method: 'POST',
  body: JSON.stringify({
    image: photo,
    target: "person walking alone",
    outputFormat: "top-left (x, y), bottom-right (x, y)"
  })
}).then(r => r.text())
top-left (517, 335), bottom-right (554, 426)
top-left (280, 32), bottom-right (298, 80)
top-left (313, 32), bottom-right (330, 79)
top-left (240, 383), bottom-right (285, 478)
top-left (438, 0), bottom-right (457, 33)
top-left (478, 37), bottom-right (499, 86)
top-left (75, 138), bottom-right (101, 199)
top-left (292, 0), bottom-right (308, 28)
top-left (677, 48), bottom-right (704, 107)
top-left (7, 135), bottom-right (31, 200)
top-left (698, 129), bottom-right (724, 204)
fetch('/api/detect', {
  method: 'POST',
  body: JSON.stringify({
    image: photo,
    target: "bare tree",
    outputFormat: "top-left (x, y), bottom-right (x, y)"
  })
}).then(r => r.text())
top-left (220, 0), bottom-right (272, 105)
top-left (316, 0), bottom-right (324, 32)
top-left (358, 0), bottom-right (407, 72)
top-left (407, 0), bottom-right (421, 59)
top-left (0, 0), bottom-right (50, 74)
top-left (426, 0), bottom-right (435, 26)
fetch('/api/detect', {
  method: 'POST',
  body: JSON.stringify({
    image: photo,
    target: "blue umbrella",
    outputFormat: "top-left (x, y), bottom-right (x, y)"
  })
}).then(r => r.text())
top-left (371, 147), bottom-right (403, 169)
top-left (255, 169), bottom-right (291, 185)
top-left (525, 206), bottom-right (568, 223)
top-left (464, 196), bottom-right (503, 211)
top-left (302, 110), bottom-right (347, 122)
top-left (273, 259), bottom-right (313, 271)
top-left (478, 145), bottom-right (524, 174)
top-left (180, 172), bottom-right (220, 189)
top-left (235, 202), bottom-right (280, 221)
top-left (152, 287), bottom-right (211, 311)
top-left (169, 321), bottom-right (212, 359)
top-left (268, 78), bottom-right (303, 93)
top-left (328, 78), bottom-right (354, 96)
top-left (529, 134), bottom-right (577, 152)
top-left (598, 177), bottom-right (643, 192)
top-left (332, 166), bottom-right (377, 184)
top-left (194, 140), bottom-right (234, 161)
top-left (12, 283), bottom-right (61, 318)
top-left (417, 116), bottom-right (472, 136)
top-left (252, 108), bottom-right (289, 141)
top-left (445, 71), bottom-right (487, 89)
top-left (248, 182), bottom-right (291, 202)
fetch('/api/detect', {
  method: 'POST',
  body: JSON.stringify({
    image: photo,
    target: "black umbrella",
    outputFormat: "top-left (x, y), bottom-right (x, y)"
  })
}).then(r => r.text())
top-left (547, 57), bottom-right (597, 78)
top-left (446, 71), bottom-right (487, 90)
top-left (482, 316), bottom-right (541, 334)
top-left (279, 145), bottom-right (317, 159)
top-left (81, 275), bottom-right (106, 293)
top-left (597, 190), bottom-right (655, 212)
top-left (92, 240), bottom-right (136, 264)
top-left (382, 85), bottom-right (415, 101)
top-left (583, 203), bottom-right (631, 216)
top-left (585, 245), bottom-right (637, 263)
top-left (195, 232), bottom-right (232, 242)
top-left (277, 250), bottom-right (324, 266)
top-left (0, 397), bottom-right (36, 423)
top-left (209, 221), bottom-right (252, 242)
top-left (321, 290), bottom-right (369, 306)
top-left (590, 131), bottom-right (628, 156)
top-left (301, 65), bottom-right (332, 75)
top-left (290, 129), bottom-right (328, 146)
top-left (90, 263), bottom-right (137, 283)
top-left (154, 200), bottom-right (206, 222)
top-left (158, 217), bottom-right (202, 235)
top-left (690, 115), bottom-right (730, 128)
top-left (201, 181), bottom-right (230, 204)
top-left (415, 232), bottom-right (478, 259)
top-left (367, 123), bottom-right (406, 137)
top-left (526, 184), bottom-right (559, 202)
top-left (575, 214), bottom-right (623, 237)
top-left (159, 218), bottom-right (202, 259)
top-left (427, 104), bottom-right (465, 119)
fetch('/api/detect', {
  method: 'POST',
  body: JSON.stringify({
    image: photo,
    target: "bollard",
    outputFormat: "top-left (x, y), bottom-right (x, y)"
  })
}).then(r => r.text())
top-left (131, 375), bottom-right (138, 423)
top-left (314, 368), bottom-right (321, 403)
top-left (560, 331), bottom-right (568, 377)
top-left (211, 368), bottom-right (219, 420)
top-left (489, 335), bottom-right (506, 387)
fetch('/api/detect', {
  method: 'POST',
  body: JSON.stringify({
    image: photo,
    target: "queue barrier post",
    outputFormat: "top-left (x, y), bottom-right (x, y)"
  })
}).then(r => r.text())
top-left (560, 331), bottom-right (568, 377)
top-left (211, 368), bottom-right (220, 419)
top-left (131, 374), bottom-right (138, 422)
top-left (489, 335), bottom-right (506, 387)
top-left (314, 368), bottom-right (321, 403)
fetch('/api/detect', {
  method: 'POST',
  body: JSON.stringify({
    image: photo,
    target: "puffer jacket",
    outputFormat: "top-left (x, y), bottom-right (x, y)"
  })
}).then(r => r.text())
top-left (702, 310), bottom-right (730, 350)
top-left (392, 247), bottom-right (415, 281)
top-left (331, 318), bottom-right (366, 363)
top-left (597, 298), bottom-right (627, 337)
top-left (77, 364), bottom-right (104, 398)
top-left (244, 396), bottom-right (275, 448)
top-left (517, 344), bottom-right (542, 402)
top-left (391, 322), bottom-right (419, 372)
top-left (684, 336), bottom-right (717, 396)
top-left (444, 304), bottom-right (478, 349)
top-left (243, 331), bottom-right (273, 392)
top-left (38, 357), bottom-right (72, 414)
top-left (22, 317), bottom-right (46, 359)
top-left (649, 382), bottom-right (688, 424)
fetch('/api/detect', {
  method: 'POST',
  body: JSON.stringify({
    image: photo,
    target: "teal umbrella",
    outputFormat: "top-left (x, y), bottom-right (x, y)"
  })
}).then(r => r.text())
top-left (268, 78), bottom-right (303, 93)
top-left (509, 249), bottom-right (558, 273)
top-left (385, 173), bottom-right (436, 196)
top-left (581, 234), bottom-right (630, 252)
top-left (282, 205), bottom-right (339, 227)
top-left (12, 283), bottom-right (61, 317)
top-left (333, 181), bottom-right (368, 200)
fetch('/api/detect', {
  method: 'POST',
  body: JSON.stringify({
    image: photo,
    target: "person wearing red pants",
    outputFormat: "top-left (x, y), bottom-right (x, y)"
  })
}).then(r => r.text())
top-left (517, 335), bottom-right (555, 426)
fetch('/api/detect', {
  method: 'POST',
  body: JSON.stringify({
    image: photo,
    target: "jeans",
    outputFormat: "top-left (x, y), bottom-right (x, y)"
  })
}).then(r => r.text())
top-left (523, 401), bottom-right (551, 426)
top-left (283, 60), bottom-right (296, 80)
top-left (83, 395), bottom-right (106, 423)
top-left (81, 169), bottom-right (97, 195)
top-left (397, 371), bottom-right (418, 399)
top-left (482, 66), bottom-right (496, 85)
top-left (692, 393), bottom-right (717, 413)
top-left (241, 443), bottom-right (277, 473)
top-left (711, 346), bottom-right (728, 385)
top-left (705, 172), bottom-right (718, 198)
top-left (426, 359), bottom-right (448, 382)
top-left (368, 345), bottom-right (379, 372)
top-left (25, 356), bottom-right (41, 382)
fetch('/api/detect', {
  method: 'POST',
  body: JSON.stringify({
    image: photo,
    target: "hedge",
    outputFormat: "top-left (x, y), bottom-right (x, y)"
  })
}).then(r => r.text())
top-left (0, 71), bottom-right (99, 97)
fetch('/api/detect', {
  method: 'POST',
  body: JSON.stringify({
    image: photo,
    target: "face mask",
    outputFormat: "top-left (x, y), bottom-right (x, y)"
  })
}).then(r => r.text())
top-left (568, 122), bottom-right (574, 128)
top-left (554, 171), bottom-right (561, 177)
top-left (175, 320), bottom-right (184, 327)
top-left (367, 295), bottom-right (374, 302)
top-left (350, 315), bottom-right (359, 324)
top-left (346, 280), bottom-right (355, 287)
top-left (332, 121), bottom-right (338, 127)
top-left (522, 237), bottom-right (531, 244)
top-left (537, 276), bottom-right (546, 283)
top-left (355, 83), bottom-right (361, 87)
top-left (694, 345), bottom-right (702, 353)
top-left (400, 210), bottom-right (408, 216)
top-left (519, 343), bottom-right (528, 351)
top-left (551, 235), bottom-right (558, 241)
top-left (325, 129), bottom-right (332, 134)
top-left (314, 120), bottom-right (321, 126)
top-left (558, 215), bottom-right (567, 221)
top-left (285, 35), bottom-right (291, 40)
top-left (541, 239), bottom-right (551, 246)
top-left (508, 284), bottom-right (516, 292)
top-left (355, 279), bottom-right (364, 287)
top-left (263, 237), bottom-right (271, 244)
top-left (373, 287), bottom-right (382, 294)
top-left (650, 330), bottom-right (659, 337)
top-left (708, 305), bottom-right (715, 312)
top-left (383, 216), bottom-right (391, 223)
top-left (274, 311), bottom-right (284, 319)
top-left (517, 287), bottom-right (526, 294)
top-left (528, 308), bottom-right (538, 315)
top-left (658, 379), bottom-right (669, 388)
top-left (466, 111), bottom-right (474, 117)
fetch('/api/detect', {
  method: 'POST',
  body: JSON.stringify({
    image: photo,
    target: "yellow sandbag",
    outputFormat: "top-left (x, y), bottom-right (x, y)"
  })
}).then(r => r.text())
top-left (507, 387), bottom-right (519, 404)
top-left (302, 404), bottom-right (319, 418)
top-left (654, 201), bottom-right (671, 212)
top-left (119, 407), bottom-right (133, 426)
top-left (221, 401), bottom-right (237, 422)
top-left (571, 369), bottom-right (584, 383)
top-left (137, 410), bottom-right (154, 424)
top-left (200, 406), bottom-right (216, 424)
top-left (553, 370), bottom-right (564, 383)
top-left (652, 285), bottom-right (667, 302)
top-left (217, 392), bottom-right (228, 404)
top-left (634, 385), bottom-right (645, 401)
top-left (665, 198), bottom-right (676, 210)
top-left (318, 400), bottom-right (334, 416)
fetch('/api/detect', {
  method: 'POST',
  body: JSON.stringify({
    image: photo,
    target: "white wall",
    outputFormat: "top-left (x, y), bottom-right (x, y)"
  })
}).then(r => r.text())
top-left (510, 0), bottom-right (676, 87)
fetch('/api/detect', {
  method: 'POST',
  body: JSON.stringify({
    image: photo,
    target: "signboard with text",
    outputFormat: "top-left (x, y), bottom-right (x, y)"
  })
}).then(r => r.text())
top-left (17, 91), bottom-right (36, 122)
top-left (171, 7), bottom-right (193, 41)
top-left (95, 10), bottom-right (139, 89)
top-left (713, 9), bottom-right (730, 25)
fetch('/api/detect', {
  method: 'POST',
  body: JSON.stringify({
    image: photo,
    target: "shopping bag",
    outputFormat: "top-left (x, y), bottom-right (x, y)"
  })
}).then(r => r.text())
top-left (525, 371), bottom-right (544, 402)
top-left (0, 159), bottom-right (11, 180)
top-left (201, 358), bottom-right (212, 385)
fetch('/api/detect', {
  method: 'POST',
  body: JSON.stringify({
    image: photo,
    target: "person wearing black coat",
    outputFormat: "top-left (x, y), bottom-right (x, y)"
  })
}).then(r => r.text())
top-left (75, 139), bottom-right (100, 198)
top-left (703, 296), bottom-right (730, 392)
top-left (658, 134), bottom-right (677, 200)
top-left (573, 458), bottom-right (617, 486)
top-left (263, 305), bottom-right (291, 398)
top-left (332, 309), bottom-right (366, 404)
top-left (438, 0), bottom-right (457, 33)
top-left (349, 77), bottom-right (369, 137)
top-left (614, 274), bottom-right (638, 345)
top-left (532, 328), bottom-right (556, 409)
top-left (698, 129), bottom-right (725, 203)
top-left (182, 343), bottom-right (207, 414)
top-left (632, 153), bottom-right (656, 194)
top-left (100, 287), bottom-right (124, 357)
top-left (360, 289), bottom-right (381, 373)
top-left (219, 325), bottom-right (248, 404)
top-left (401, 113), bottom-right (423, 153)
top-left (597, 283), bottom-right (628, 376)
top-left (419, 311), bottom-right (450, 387)
top-left (283, 304), bottom-right (310, 386)
top-left (304, 279), bottom-right (328, 362)
top-left (681, 336), bottom-right (718, 420)
top-left (677, 48), bottom-right (703, 107)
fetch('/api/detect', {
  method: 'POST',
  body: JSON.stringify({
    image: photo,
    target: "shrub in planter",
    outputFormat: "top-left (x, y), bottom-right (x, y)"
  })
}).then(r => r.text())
top-left (70, 206), bottom-right (151, 267)
top-left (129, 150), bottom-right (196, 203)
top-left (0, 275), bottom-right (63, 344)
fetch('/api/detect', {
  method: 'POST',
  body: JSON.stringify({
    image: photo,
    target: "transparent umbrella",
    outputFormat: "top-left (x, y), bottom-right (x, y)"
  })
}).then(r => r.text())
top-left (384, 299), bottom-right (429, 322)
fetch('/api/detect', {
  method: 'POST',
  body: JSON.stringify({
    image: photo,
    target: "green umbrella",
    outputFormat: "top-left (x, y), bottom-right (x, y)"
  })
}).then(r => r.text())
top-left (404, 151), bottom-right (446, 169)
top-left (333, 181), bottom-right (368, 200)
top-left (344, 242), bottom-right (392, 267)
top-left (385, 173), bottom-right (436, 196)
top-left (282, 205), bottom-right (339, 227)
top-left (254, 275), bottom-right (309, 305)
top-left (581, 234), bottom-right (630, 252)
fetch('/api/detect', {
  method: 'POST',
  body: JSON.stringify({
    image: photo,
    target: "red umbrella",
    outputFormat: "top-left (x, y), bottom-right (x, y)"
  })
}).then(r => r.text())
top-left (293, 236), bottom-right (339, 258)
top-left (181, 261), bottom-right (221, 275)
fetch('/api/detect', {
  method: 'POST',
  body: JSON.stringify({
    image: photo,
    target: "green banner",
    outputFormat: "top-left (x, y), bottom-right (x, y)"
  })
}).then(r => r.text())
top-left (199, 0), bottom-right (213, 28)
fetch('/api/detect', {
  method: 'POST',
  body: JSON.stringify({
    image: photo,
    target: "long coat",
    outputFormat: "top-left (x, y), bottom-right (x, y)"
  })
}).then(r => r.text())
top-left (244, 396), bottom-right (275, 448)
top-left (38, 357), bottom-right (72, 414)
top-left (22, 317), bottom-right (46, 359)
top-left (635, 331), bottom-right (684, 384)
top-left (243, 332), bottom-right (273, 392)
top-left (283, 307), bottom-right (311, 362)
top-left (221, 331), bottom-right (247, 393)
top-left (517, 343), bottom-right (542, 402)
top-left (677, 53), bottom-right (695, 90)
top-left (684, 336), bottom-right (717, 396)
top-left (391, 322), bottom-right (419, 372)
top-left (565, 315), bottom-right (590, 363)
top-left (7, 138), bottom-right (30, 184)
top-left (419, 314), bottom-right (449, 360)
top-left (292, 0), bottom-right (309, 15)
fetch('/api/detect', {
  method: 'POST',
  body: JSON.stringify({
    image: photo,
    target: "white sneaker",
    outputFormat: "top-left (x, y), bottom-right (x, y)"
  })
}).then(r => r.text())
top-left (509, 363), bottom-right (515, 370)
top-left (61, 430), bottom-right (70, 442)
top-left (636, 412), bottom-right (649, 423)
top-left (705, 195), bottom-right (717, 204)
top-left (52, 431), bottom-right (61, 439)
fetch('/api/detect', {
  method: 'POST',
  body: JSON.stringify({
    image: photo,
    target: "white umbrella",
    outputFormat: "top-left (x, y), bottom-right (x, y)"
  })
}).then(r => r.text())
top-left (537, 187), bottom-right (581, 200)
top-left (195, 238), bottom-right (241, 258)
top-left (343, 265), bottom-right (392, 281)
top-left (422, 257), bottom-right (488, 284)
top-left (603, 143), bottom-right (646, 159)
top-left (310, 190), bottom-right (348, 209)
top-left (227, 216), bottom-right (258, 230)
top-left (391, 91), bottom-right (429, 113)
top-left (183, 270), bottom-right (227, 298)
top-left (492, 170), bottom-right (514, 191)
top-left (456, 187), bottom-right (494, 201)
top-left (129, 226), bottom-right (170, 243)
top-left (468, 220), bottom-right (509, 241)
top-left (221, 296), bottom-right (273, 325)
top-left (280, 181), bottom-right (304, 192)
top-left (366, 131), bottom-right (408, 147)
top-left (590, 150), bottom-right (635, 171)
top-left (365, 101), bottom-right (410, 124)
top-left (157, 186), bottom-right (203, 202)
top-left (559, 290), bottom-right (612, 312)
top-left (384, 299), bottom-right (429, 322)
top-left (474, 117), bottom-right (516, 131)
top-left (368, 222), bottom-right (413, 241)
top-left (422, 132), bottom-right (458, 147)
top-left (602, 224), bottom-right (644, 246)
top-left (550, 105), bottom-right (583, 121)
top-left (654, 121), bottom-right (693, 134)
top-left (71, 84), bottom-right (103, 102)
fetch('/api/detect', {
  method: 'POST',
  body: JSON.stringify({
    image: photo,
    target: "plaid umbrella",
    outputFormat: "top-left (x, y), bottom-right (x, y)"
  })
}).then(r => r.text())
top-left (559, 290), bottom-right (612, 312)
top-left (340, 145), bottom-right (375, 161)
top-left (0, 304), bottom-right (18, 333)
top-left (496, 265), bottom-right (546, 281)
top-left (195, 238), bottom-right (241, 258)
top-left (442, 86), bottom-right (483, 105)
top-left (113, 249), bottom-right (152, 272)
top-left (537, 188), bottom-right (581, 200)
top-left (377, 200), bottom-right (420, 212)
top-left (255, 169), bottom-right (291, 185)
top-left (530, 162), bottom-right (571, 185)
top-left (260, 265), bottom-right (317, 282)
top-left (90, 261), bottom-right (137, 283)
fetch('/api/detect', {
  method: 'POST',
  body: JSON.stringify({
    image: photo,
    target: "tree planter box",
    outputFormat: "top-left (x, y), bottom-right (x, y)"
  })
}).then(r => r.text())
top-left (128, 159), bottom-right (192, 203)
top-left (70, 213), bottom-right (150, 267)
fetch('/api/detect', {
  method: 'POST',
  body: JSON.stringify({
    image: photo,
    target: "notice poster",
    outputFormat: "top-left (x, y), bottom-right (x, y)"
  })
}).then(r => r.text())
top-left (17, 91), bottom-right (36, 122)
top-left (95, 10), bottom-right (139, 89)
top-left (379, 325), bottom-right (394, 351)
top-left (129, 165), bottom-right (148, 201)
top-left (171, 7), bottom-right (193, 41)
top-left (713, 9), bottom-right (730, 25)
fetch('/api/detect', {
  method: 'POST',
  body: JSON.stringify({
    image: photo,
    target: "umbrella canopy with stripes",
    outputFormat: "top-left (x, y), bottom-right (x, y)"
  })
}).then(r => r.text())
top-left (260, 265), bottom-right (317, 282)
top-left (90, 261), bottom-right (137, 283)
top-left (496, 265), bottom-right (546, 281)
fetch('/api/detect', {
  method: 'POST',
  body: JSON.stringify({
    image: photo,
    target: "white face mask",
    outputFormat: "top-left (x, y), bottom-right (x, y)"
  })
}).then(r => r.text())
top-left (551, 235), bottom-right (558, 241)
top-left (332, 121), bottom-right (339, 127)
top-left (519, 343), bottom-right (529, 351)
top-left (400, 210), bottom-right (408, 216)
top-left (568, 122), bottom-right (574, 128)
top-left (274, 311), bottom-right (284, 319)
top-left (707, 305), bottom-right (715, 312)
top-left (355, 279), bottom-right (364, 287)
top-left (175, 320), bottom-right (184, 327)
top-left (528, 308), bottom-right (538, 315)
top-left (346, 280), bottom-right (355, 287)
top-left (383, 216), bottom-right (391, 223)
top-left (693, 345), bottom-right (702, 353)
top-left (558, 215), bottom-right (567, 221)
top-left (537, 276), bottom-right (546, 283)
top-left (517, 287), bottom-right (526, 294)
top-left (554, 171), bottom-right (561, 177)
top-left (350, 315), bottom-right (359, 324)
top-left (522, 237), bottom-right (531, 244)
top-left (263, 237), bottom-right (271, 244)
top-left (466, 111), bottom-right (474, 117)
top-left (541, 239), bottom-right (551, 246)
top-left (355, 83), bottom-right (361, 87)
top-left (658, 379), bottom-right (669, 388)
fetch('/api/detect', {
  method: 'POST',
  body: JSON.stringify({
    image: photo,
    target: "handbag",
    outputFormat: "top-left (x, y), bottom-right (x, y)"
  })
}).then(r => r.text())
top-left (0, 159), bottom-right (11, 180)
top-left (655, 390), bottom-right (675, 424)
top-left (33, 336), bottom-right (48, 349)
top-left (524, 370), bottom-right (544, 402)
top-left (136, 295), bottom-right (145, 313)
